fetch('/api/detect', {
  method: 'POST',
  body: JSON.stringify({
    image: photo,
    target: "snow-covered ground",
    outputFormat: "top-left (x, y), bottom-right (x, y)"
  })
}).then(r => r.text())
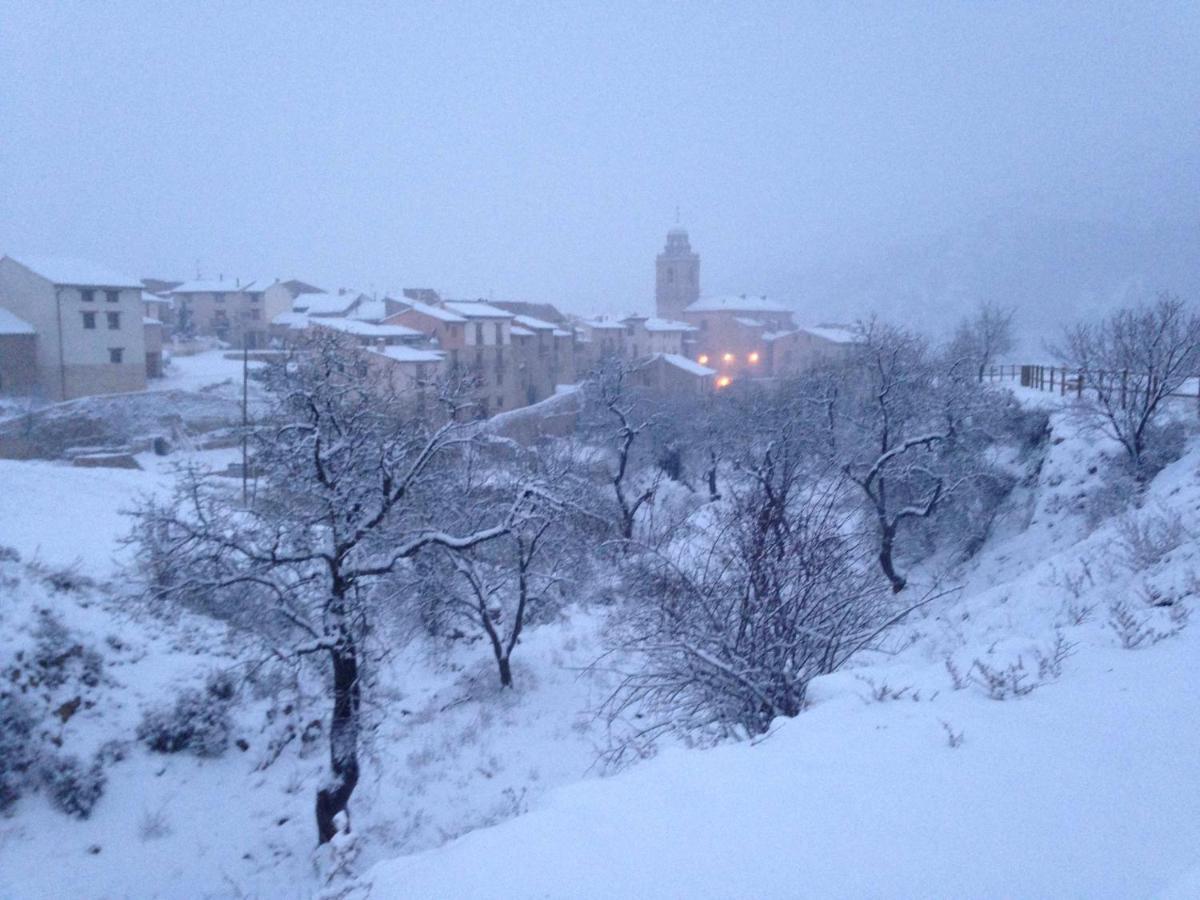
top-left (151, 348), bottom-right (267, 397)
top-left (1, 389), bottom-right (1198, 898)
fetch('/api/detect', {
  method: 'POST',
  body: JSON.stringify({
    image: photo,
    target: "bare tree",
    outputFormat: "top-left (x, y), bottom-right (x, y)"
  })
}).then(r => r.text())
top-left (608, 429), bottom-right (913, 754)
top-left (584, 360), bottom-right (659, 541)
top-left (949, 301), bottom-right (1016, 382)
top-left (130, 332), bottom-right (524, 844)
top-left (1055, 293), bottom-right (1200, 473)
top-left (414, 444), bottom-right (599, 687)
top-left (818, 322), bottom-right (973, 592)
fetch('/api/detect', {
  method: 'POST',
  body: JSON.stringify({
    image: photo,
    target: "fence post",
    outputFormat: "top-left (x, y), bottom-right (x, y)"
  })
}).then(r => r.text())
top-left (1077, 370), bottom-right (1083, 398)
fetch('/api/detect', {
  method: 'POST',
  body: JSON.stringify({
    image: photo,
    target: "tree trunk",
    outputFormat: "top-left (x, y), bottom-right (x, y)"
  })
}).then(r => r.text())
top-left (316, 640), bottom-right (361, 844)
top-left (877, 525), bottom-right (906, 593)
top-left (497, 655), bottom-right (513, 687)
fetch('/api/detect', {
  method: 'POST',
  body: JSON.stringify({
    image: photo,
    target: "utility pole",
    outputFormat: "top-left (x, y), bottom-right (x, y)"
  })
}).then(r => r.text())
top-left (242, 331), bottom-right (249, 505)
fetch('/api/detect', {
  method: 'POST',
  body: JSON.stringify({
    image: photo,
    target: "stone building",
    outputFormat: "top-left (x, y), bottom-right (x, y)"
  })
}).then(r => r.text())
top-left (0, 255), bottom-right (148, 400)
top-left (655, 225), bottom-right (700, 320)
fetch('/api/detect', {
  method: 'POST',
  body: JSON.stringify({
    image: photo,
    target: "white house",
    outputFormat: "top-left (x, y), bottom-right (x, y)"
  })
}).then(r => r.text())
top-left (0, 255), bottom-right (147, 400)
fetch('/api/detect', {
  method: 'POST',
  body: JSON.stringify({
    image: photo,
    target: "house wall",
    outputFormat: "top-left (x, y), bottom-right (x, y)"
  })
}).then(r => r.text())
top-left (144, 321), bottom-right (164, 378)
top-left (0, 259), bottom-right (146, 400)
top-left (635, 357), bottom-right (713, 395)
top-left (0, 333), bottom-right (38, 394)
top-left (646, 330), bottom-right (688, 355)
top-left (682, 310), bottom-right (784, 382)
top-left (766, 331), bottom-right (853, 376)
top-left (175, 289), bottom-right (271, 347)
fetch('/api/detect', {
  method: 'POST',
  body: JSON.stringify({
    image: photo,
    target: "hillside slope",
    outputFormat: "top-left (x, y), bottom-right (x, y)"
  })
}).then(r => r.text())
top-left (363, 405), bottom-right (1200, 899)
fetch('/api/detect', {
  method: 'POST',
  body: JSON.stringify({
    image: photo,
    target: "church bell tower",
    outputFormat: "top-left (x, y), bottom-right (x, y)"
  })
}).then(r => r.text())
top-left (655, 225), bottom-right (700, 320)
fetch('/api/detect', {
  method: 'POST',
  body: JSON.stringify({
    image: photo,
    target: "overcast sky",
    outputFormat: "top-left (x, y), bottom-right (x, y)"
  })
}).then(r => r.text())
top-left (1, 2), bottom-right (1197, 316)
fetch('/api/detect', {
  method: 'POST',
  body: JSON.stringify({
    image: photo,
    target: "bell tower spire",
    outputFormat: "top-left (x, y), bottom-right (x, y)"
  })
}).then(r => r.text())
top-left (655, 223), bottom-right (700, 319)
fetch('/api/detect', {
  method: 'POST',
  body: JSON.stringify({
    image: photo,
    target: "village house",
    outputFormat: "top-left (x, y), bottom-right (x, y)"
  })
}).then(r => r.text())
top-left (646, 226), bottom-right (860, 389)
top-left (0, 255), bottom-right (148, 400)
top-left (633, 353), bottom-right (716, 395)
top-left (384, 299), bottom-right (525, 416)
top-left (509, 313), bottom-right (573, 406)
top-left (0, 307), bottom-right (38, 395)
top-left (171, 277), bottom-right (289, 348)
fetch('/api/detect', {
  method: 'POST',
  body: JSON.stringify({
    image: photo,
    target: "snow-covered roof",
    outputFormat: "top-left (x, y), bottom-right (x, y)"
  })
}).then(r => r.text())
top-left (394, 301), bottom-right (467, 323)
top-left (443, 300), bottom-right (514, 319)
top-left (171, 278), bottom-right (261, 294)
top-left (141, 291), bottom-right (173, 305)
top-left (579, 318), bottom-right (626, 331)
top-left (804, 325), bottom-right (860, 345)
top-left (312, 317), bottom-right (422, 339)
top-left (513, 314), bottom-right (557, 331)
top-left (143, 316), bottom-right (163, 327)
top-left (552, 328), bottom-right (573, 338)
top-left (293, 292), bottom-right (361, 316)
top-left (271, 311), bottom-right (310, 330)
top-left (373, 346), bottom-right (444, 364)
top-left (510, 326), bottom-right (535, 337)
top-left (654, 353), bottom-right (716, 377)
top-left (350, 299), bottom-right (390, 323)
top-left (7, 255), bottom-right (143, 289)
top-left (643, 317), bottom-right (697, 333)
top-left (734, 317), bottom-right (764, 328)
top-left (0, 307), bottom-right (36, 335)
top-left (684, 294), bottom-right (793, 314)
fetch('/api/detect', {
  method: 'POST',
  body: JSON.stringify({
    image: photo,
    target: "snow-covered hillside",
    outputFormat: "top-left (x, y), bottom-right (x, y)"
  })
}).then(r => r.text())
top-left (1, 388), bottom-right (1197, 899)
top-left (360, 393), bottom-right (1200, 899)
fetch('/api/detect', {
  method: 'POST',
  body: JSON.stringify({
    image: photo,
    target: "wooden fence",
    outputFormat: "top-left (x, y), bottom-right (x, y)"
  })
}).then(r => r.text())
top-left (985, 364), bottom-right (1200, 409)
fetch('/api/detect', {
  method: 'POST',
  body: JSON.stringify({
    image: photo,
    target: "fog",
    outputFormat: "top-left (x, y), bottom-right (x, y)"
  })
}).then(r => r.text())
top-left (2, 2), bottom-right (1197, 347)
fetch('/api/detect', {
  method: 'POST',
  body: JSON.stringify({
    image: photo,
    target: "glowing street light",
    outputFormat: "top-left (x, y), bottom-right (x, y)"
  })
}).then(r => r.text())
top-left (748, 351), bottom-right (760, 364)
top-left (716, 375), bottom-right (732, 388)
top-left (698, 354), bottom-right (709, 365)
top-left (722, 352), bottom-right (734, 363)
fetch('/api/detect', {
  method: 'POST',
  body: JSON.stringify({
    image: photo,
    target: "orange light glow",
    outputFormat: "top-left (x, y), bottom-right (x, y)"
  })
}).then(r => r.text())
top-left (716, 376), bottom-right (732, 388)
top-left (722, 352), bottom-right (735, 363)
top-left (697, 354), bottom-right (709, 365)
top-left (748, 352), bottom-right (760, 364)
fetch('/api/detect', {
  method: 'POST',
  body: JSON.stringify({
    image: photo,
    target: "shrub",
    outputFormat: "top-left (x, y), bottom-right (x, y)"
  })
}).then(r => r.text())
top-left (41, 754), bottom-right (106, 819)
top-left (31, 612), bottom-right (104, 690)
top-left (137, 684), bottom-right (233, 758)
top-left (0, 693), bottom-right (38, 811)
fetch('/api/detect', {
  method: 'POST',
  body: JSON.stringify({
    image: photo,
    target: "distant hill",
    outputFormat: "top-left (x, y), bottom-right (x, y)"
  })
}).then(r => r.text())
top-left (795, 212), bottom-right (1200, 358)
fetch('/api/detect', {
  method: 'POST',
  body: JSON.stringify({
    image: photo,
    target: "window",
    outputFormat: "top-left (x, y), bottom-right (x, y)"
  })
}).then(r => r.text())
top-left (667, 267), bottom-right (674, 284)
top-left (105, 290), bottom-right (119, 303)
top-left (82, 311), bottom-right (96, 329)
top-left (475, 322), bottom-right (484, 344)
top-left (80, 289), bottom-right (95, 303)
top-left (107, 312), bottom-right (120, 330)
top-left (495, 396), bottom-right (503, 409)
top-left (213, 293), bottom-right (225, 303)
top-left (108, 347), bottom-right (124, 364)
top-left (250, 293), bottom-right (260, 302)
top-left (250, 309), bottom-right (261, 321)
top-left (494, 322), bottom-right (502, 344)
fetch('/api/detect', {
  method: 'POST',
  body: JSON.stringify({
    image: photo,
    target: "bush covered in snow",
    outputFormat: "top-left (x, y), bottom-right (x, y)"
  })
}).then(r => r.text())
top-left (0, 693), bottom-right (39, 811)
top-left (40, 753), bottom-right (106, 819)
top-left (137, 673), bottom-right (236, 757)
